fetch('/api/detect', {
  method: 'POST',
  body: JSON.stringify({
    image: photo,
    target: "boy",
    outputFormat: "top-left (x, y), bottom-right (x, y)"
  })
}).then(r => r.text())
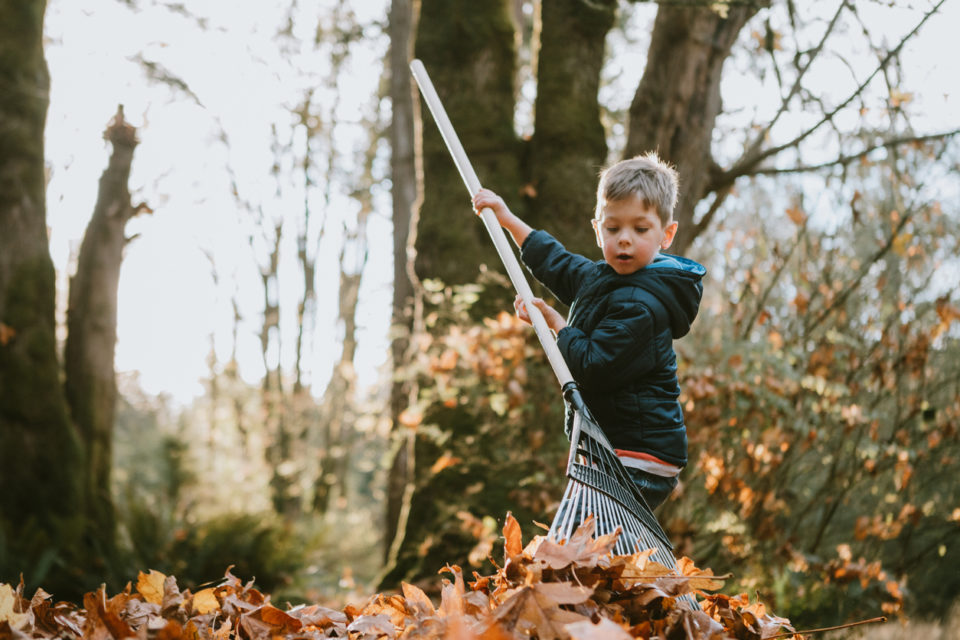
top-left (472, 152), bottom-right (705, 509)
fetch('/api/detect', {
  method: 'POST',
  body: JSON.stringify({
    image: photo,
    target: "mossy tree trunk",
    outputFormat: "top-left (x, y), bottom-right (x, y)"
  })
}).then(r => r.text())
top-left (64, 107), bottom-right (147, 563)
top-left (0, 0), bottom-right (85, 581)
top-left (411, 0), bottom-right (523, 291)
top-left (1, 1), bottom-right (146, 592)
top-left (527, 0), bottom-right (617, 260)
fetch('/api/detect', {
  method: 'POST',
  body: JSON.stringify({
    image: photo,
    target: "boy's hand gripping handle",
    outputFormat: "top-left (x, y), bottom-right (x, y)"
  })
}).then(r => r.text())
top-left (410, 59), bottom-right (574, 388)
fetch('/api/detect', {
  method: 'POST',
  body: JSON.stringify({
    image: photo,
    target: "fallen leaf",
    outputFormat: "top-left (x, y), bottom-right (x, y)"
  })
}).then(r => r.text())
top-left (191, 588), bottom-right (219, 615)
top-left (566, 616), bottom-right (633, 640)
top-left (137, 570), bottom-right (167, 605)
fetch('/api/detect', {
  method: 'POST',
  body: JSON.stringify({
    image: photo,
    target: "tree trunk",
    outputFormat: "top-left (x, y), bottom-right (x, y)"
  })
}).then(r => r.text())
top-left (624, 3), bottom-right (764, 255)
top-left (528, 0), bottom-right (617, 259)
top-left (64, 107), bottom-right (145, 555)
top-left (0, 0), bottom-right (85, 592)
top-left (384, 0), bottom-right (421, 565)
top-left (412, 0), bottom-right (522, 289)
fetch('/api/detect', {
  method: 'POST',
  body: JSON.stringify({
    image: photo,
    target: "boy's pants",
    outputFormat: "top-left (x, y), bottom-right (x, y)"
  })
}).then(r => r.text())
top-left (625, 467), bottom-right (679, 511)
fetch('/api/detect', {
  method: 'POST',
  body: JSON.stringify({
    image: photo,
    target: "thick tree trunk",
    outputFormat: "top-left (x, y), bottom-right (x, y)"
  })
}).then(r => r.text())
top-left (0, 0), bottom-right (85, 580)
top-left (384, 0), bottom-right (421, 566)
top-left (624, 4), bottom-right (764, 256)
top-left (528, 0), bottom-right (617, 259)
top-left (412, 0), bottom-right (522, 288)
top-left (64, 107), bottom-right (145, 554)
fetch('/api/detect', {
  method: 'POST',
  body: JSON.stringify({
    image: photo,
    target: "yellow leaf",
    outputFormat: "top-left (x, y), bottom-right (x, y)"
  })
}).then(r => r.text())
top-left (137, 569), bottom-right (167, 605)
top-left (892, 232), bottom-right (913, 257)
top-left (889, 89), bottom-right (913, 107)
top-left (710, 2), bottom-right (729, 18)
top-left (192, 588), bottom-right (219, 615)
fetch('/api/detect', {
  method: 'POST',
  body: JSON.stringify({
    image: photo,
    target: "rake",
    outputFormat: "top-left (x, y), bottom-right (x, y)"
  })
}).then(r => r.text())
top-left (410, 59), bottom-right (687, 580)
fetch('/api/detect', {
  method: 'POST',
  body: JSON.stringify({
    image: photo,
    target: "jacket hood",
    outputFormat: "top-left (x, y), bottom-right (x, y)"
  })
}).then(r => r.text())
top-left (621, 253), bottom-right (705, 338)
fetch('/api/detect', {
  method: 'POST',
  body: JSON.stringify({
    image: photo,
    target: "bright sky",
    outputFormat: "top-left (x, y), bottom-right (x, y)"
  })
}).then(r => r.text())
top-left (42, 0), bottom-right (958, 404)
top-left (44, 0), bottom-right (392, 403)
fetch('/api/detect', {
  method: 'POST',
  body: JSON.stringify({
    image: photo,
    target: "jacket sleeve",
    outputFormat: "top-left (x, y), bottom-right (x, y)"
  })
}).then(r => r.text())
top-left (556, 296), bottom-right (658, 391)
top-left (520, 230), bottom-right (595, 306)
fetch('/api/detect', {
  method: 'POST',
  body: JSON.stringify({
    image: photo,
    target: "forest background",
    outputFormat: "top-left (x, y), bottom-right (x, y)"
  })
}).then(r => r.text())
top-left (1, 0), bottom-right (959, 632)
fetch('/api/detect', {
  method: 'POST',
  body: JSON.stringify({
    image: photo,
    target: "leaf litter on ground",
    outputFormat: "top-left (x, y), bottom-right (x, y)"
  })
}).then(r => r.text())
top-left (2, 512), bottom-right (875, 639)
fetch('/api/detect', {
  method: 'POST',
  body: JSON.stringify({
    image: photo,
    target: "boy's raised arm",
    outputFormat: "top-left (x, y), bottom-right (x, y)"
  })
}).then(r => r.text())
top-left (472, 188), bottom-right (532, 247)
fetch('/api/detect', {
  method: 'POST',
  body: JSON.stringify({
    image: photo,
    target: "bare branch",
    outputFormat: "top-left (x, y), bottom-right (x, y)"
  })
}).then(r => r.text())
top-left (740, 0), bottom-right (847, 161)
top-left (749, 129), bottom-right (960, 177)
top-left (717, 0), bottom-right (947, 189)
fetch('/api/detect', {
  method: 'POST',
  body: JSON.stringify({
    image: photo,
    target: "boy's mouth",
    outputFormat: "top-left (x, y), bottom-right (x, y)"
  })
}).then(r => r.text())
top-left (616, 253), bottom-right (632, 261)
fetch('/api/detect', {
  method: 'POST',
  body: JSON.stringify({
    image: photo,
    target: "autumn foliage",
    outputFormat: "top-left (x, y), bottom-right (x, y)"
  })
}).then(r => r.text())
top-left (0, 514), bottom-right (823, 640)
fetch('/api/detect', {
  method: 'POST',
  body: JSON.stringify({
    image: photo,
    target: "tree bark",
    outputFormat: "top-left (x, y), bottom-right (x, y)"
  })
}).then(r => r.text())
top-left (384, 0), bottom-right (421, 565)
top-left (0, 0), bottom-right (84, 565)
top-left (64, 106), bottom-right (145, 554)
top-left (624, 3), bottom-right (764, 255)
top-left (528, 0), bottom-right (617, 259)
top-left (412, 0), bottom-right (522, 288)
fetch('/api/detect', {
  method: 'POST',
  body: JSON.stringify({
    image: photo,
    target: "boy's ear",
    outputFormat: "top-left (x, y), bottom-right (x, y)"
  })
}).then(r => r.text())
top-left (660, 221), bottom-right (679, 250)
top-left (591, 218), bottom-right (602, 247)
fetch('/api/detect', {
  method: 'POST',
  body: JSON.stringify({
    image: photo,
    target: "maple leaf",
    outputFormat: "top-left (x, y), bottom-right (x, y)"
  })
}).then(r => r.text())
top-left (190, 587), bottom-right (220, 615)
top-left (136, 569), bottom-right (166, 605)
top-left (526, 517), bottom-right (618, 570)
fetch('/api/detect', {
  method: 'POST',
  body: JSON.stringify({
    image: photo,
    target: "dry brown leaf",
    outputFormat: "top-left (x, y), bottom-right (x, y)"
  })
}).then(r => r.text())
top-left (503, 513), bottom-right (523, 559)
top-left (565, 617), bottom-right (633, 640)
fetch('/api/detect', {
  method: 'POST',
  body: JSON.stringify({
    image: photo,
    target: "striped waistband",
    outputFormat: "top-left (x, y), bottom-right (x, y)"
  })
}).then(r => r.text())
top-left (614, 449), bottom-right (682, 478)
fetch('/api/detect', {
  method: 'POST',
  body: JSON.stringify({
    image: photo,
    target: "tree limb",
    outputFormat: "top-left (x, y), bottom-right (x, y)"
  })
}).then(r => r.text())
top-left (748, 129), bottom-right (960, 177)
top-left (716, 0), bottom-right (947, 189)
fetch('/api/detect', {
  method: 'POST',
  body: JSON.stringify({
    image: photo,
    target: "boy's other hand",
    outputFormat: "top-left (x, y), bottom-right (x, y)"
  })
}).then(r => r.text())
top-left (514, 295), bottom-right (567, 334)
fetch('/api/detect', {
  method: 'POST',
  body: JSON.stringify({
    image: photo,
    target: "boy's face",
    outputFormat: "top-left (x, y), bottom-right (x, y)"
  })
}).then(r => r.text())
top-left (592, 195), bottom-right (678, 275)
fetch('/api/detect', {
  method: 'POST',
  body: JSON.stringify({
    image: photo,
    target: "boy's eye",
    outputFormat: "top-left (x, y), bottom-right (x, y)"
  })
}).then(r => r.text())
top-left (605, 227), bottom-right (618, 233)
top-left (636, 227), bottom-right (649, 233)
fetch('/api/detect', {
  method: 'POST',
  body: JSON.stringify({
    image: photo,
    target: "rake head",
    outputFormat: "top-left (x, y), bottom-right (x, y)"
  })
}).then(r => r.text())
top-left (548, 384), bottom-right (677, 569)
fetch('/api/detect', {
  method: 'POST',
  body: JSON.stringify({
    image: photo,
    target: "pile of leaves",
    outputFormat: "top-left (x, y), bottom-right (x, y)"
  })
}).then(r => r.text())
top-left (0, 515), bottom-right (810, 639)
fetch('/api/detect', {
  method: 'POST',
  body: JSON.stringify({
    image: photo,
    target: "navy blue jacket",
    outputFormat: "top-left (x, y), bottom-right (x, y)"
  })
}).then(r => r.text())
top-left (520, 230), bottom-right (705, 467)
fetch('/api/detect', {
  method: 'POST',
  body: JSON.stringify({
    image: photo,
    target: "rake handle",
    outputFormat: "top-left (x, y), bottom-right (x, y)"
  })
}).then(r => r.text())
top-left (410, 59), bottom-right (574, 388)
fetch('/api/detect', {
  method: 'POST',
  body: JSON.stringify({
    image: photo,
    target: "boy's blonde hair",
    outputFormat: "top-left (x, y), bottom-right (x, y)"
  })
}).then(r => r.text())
top-left (595, 152), bottom-right (679, 226)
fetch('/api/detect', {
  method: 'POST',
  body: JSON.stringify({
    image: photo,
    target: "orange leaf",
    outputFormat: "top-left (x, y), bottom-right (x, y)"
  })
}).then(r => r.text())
top-left (503, 513), bottom-right (523, 558)
top-left (430, 452), bottom-right (461, 474)
top-left (191, 588), bottom-right (219, 615)
top-left (785, 206), bottom-right (806, 225)
top-left (136, 570), bottom-right (166, 605)
top-left (398, 408), bottom-right (423, 428)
